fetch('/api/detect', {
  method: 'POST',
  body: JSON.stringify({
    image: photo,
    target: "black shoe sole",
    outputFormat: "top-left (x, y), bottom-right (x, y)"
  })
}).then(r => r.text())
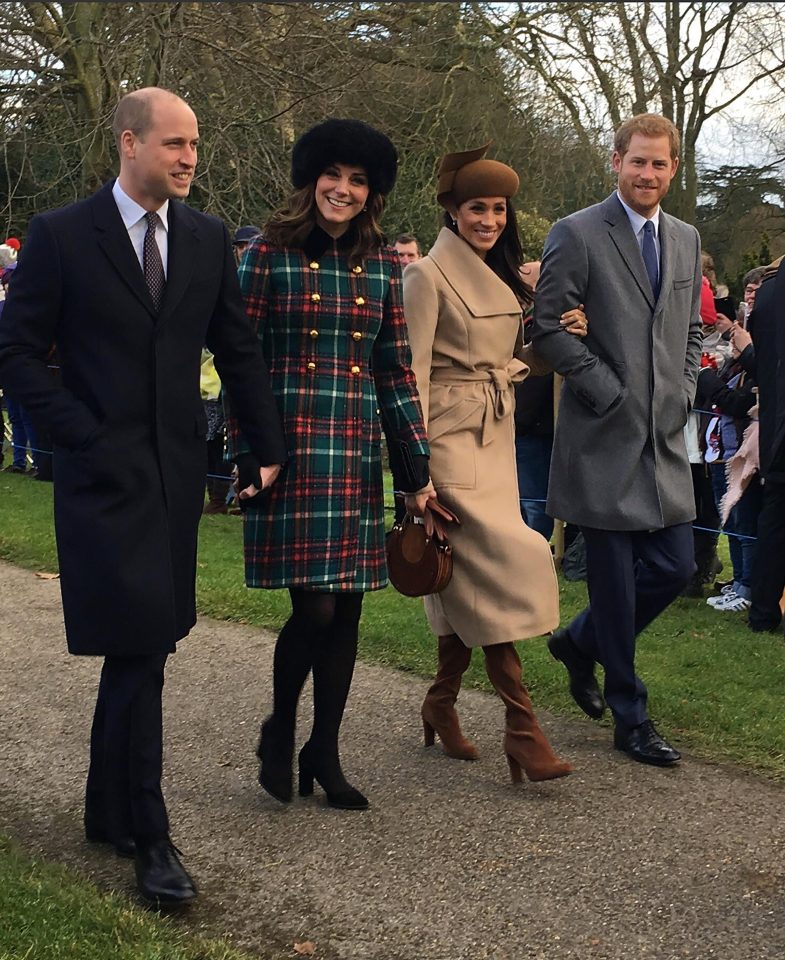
top-left (325, 796), bottom-right (370, 811)
top-left (616, 747), bottom-right (681, 767)
top-left (613, 744), bottom-right (681, 767)
top-left (138, 889), bottom-right (197, 909)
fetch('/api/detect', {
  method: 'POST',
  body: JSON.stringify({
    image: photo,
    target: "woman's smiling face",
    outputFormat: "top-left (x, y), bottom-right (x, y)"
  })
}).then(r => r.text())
top-left (453, 196), bottom-right (507, 258)
top-left (314, 163), bottom-right (370, 237)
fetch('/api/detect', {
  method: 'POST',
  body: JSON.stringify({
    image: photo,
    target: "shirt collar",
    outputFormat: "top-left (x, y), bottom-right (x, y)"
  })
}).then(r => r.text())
top-left (616, 189), bottom-right (659, 238)
top-left (112, 179), bottom-right (169, 232)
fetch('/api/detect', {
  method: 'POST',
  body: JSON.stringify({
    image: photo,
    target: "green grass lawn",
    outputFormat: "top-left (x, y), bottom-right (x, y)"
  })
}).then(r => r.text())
top-left (1, 468), bottom-right (783, 777)
top-left (0, 836), bottom-right (254, 960)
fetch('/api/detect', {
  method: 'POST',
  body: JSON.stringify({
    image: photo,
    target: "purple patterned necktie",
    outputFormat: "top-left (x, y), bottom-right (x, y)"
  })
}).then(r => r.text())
top-left (143, 211), bottom-right (165, 311)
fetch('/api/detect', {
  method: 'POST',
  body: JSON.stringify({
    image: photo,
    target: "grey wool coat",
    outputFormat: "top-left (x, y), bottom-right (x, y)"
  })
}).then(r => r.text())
top-left (404, 227), bottom-right (559, 647)
top-left (532, 193), bottom-right (703, 531)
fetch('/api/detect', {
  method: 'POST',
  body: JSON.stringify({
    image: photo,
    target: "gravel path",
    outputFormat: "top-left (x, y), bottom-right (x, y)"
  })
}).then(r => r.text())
top-left (1, 559), bottom-right (783, 960)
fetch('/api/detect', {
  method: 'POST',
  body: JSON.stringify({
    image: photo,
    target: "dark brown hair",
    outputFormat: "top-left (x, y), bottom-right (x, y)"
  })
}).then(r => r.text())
top-left (394, 233), bottom-right (419, 250)
top-left (264, 183), bottom-right (386, 267)
top-left (444, 199), bottom-right (533, 307)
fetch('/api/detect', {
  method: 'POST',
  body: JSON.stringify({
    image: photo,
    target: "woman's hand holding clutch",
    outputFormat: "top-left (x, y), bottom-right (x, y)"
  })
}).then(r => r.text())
top-left (404, 480), bottom-right (437, 517)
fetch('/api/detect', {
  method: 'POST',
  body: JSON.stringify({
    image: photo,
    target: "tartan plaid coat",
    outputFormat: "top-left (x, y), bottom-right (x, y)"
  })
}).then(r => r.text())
top-left (227, 227), bottom-right (429, 592)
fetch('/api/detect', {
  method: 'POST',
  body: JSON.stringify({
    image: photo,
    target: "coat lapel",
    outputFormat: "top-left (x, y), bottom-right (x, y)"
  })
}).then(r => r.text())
top-left (91, 180), bottom-right (157, 319)
top-left (428, 227), bottom-right (521, 317)
top-left (603, 193), bottom-right (655, 311)
top-left (157, 200), bottom-right (198, 325)
top-left (654, 212), bottom-right (679, 315)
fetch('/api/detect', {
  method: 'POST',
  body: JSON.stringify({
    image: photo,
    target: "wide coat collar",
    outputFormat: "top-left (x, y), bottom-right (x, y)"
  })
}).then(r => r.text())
top-left (427, 226), bottom-right (521, 318)
top-left (90, 179), bottom-right (199, 324)
top-left (601, 192), bottom-right (678, 313)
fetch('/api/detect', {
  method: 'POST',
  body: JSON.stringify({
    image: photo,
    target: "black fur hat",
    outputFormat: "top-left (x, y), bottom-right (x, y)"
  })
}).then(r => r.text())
top-left (291, 119), bottom-right (398, 196)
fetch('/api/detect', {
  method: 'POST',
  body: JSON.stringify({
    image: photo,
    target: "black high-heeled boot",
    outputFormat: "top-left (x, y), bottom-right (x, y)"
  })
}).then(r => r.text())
top-left (298, 741), bottom-right (369, 810)
top-left (257, 716), bottom-right (294, 804)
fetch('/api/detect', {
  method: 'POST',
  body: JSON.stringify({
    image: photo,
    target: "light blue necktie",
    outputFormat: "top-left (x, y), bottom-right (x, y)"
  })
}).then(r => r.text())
top-left (642, 220), bottom-right (660, 300)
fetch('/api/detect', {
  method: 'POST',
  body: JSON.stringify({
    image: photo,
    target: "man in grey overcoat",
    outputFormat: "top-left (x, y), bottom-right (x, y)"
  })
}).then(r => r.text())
top-left (532, 114), bottom-right (702, 766)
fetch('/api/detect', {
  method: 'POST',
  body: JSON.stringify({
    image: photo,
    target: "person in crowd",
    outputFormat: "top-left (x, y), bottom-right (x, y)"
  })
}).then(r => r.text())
top-left (200, 348), bottom-right (231, 514)
top-left (227, 119), bottom-right (432, 811)
top-left (682, 251), bottom-right (724, 597)
top-left (513, 259), bottom-right (556, 540)
top-left (0, 262), bottom-right (15, 466)
top-left (740, 266), bottom-right (766, 324)
top-left (696, 317), bottom-right (760, 612)
top-left (393, 233), bottom-right (421, 266)
top-left (403, 143), bottom-right (589, 784)
top-left (0, 87), bottom-right (286, 907)
top-left (0, 262), bottom-right (39, 474)
top-left (532, 114), bottom-right (702, 768)
top-left (3, 393), bottom-right (38, 474)
top-left (232, 225), bottom-right (261, 264)
top-left (0, 243), bottom-right (17, 277)
top-left (746, 256), bottom-right (785, 634)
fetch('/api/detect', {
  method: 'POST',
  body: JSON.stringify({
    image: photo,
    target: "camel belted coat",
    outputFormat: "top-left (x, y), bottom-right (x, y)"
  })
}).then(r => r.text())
top-left (403, 227), bottom-right (559, 647)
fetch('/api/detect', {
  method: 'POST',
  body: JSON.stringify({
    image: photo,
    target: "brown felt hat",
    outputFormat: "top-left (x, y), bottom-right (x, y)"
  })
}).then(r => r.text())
top-left (436, 142), bottom-right (519, 209)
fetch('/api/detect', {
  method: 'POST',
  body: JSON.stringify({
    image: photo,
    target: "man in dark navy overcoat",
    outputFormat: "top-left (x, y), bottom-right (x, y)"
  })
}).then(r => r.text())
top-left (0, 88), bottom-right (286, 905)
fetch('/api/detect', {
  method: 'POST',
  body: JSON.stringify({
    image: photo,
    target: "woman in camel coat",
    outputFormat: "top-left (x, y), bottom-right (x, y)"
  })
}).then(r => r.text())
top-left (403, 143), bottom-right (586, 783)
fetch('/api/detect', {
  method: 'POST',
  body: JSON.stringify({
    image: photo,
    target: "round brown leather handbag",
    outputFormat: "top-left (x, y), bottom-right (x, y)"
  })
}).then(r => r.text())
top-left (385, 499), bottom-right (459, 597)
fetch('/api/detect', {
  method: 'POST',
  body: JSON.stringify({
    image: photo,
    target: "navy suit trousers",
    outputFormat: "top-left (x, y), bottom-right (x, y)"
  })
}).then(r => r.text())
top-left (85, 653), bottom-right (169, 844)
top-left (567, 523), bottom-right (695, 728)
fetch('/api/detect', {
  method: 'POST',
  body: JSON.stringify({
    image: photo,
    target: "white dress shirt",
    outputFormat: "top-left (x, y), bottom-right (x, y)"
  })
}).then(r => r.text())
top-left (615, 190), bottom-right (661, 280)
top-left (112, 180), bottom-right (169, 279)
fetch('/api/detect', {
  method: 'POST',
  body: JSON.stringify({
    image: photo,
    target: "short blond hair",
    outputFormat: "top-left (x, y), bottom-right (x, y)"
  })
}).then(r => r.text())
top-left (614, 114), bottom-right (680, 160)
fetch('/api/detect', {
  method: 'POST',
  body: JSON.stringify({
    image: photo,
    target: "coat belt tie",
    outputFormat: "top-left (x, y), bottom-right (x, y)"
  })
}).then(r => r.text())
top-left (431, 361), bottom-right (527, 446)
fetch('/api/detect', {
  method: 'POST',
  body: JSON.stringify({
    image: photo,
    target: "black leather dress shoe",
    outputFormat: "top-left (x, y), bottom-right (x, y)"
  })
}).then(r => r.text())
top-left (85, 826), bottom-right (136, 859)
top-left (135, 838), bottom-right (197, 908)
top-left (614, 719), bottom-right (681, 766)
top-left (547, 628), bottom-right (606, 719)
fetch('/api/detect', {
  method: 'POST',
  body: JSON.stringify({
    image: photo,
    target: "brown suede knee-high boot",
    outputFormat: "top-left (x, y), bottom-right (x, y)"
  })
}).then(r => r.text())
top-left (421, 634), bottom-right (479, 760)
top-left (483, 642), bottom-right (572, 782)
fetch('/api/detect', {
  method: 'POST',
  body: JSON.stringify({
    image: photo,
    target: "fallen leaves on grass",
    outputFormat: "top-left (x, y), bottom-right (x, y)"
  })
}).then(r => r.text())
top-left (294, 941), bottom-right (316, 956)
top-left (35, 572), bottom-right (59, 580)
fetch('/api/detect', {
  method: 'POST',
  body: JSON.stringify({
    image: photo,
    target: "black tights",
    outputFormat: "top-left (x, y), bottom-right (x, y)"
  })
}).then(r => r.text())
top-left (270, 589), bottom-right (364, 776)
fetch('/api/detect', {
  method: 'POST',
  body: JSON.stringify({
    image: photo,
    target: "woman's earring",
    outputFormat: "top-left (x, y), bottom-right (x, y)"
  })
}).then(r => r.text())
top-left (362, 205), bottom-right (368, 212)
top-left (451, 217), bottom-right (457, 226)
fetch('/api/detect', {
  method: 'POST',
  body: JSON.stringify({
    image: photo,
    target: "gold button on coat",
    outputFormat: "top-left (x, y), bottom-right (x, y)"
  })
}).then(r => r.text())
top-left (307, 362), bottom-right (316, 371)
top-left (351, 365), bottom-right (360, 375)
top-left (309, 329), bottom-right (319, 338)
top-left (353, 265), bottom-right (363, 274)
top-left (351, 331), bottom-right (362, 341)
top-left (355, 297), bottom-right (365, 306)
top-left (311, 293), bottom-right (320, 302)
top-left (309, 261), bottom-right (319, 270)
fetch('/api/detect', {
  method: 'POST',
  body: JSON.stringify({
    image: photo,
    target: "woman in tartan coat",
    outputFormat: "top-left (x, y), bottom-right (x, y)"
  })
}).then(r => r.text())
top-left (227, 120), bottom-right (432, 811)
